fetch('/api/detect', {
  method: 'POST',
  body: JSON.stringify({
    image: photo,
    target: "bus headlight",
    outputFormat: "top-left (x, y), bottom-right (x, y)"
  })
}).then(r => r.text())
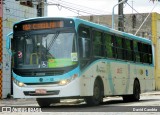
top-left (18, 82), bottom-right (25, 87)
top-left (13, 79), bottom-right (26, 87)
top-left (59, 80), bottom-right (69, 85)
top-left (59, 74), bottom-right (78, 86)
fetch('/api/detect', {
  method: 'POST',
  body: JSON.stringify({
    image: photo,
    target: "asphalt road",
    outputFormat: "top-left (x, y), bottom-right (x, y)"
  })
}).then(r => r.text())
top-left (41, 94), bottom-right (160, 112)
top-left (1, 91), bottom-right (160, 114)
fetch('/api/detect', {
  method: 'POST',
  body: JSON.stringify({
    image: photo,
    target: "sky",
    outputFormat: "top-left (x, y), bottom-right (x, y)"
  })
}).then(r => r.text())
top-left (47, 0), bottom-right (160, 17)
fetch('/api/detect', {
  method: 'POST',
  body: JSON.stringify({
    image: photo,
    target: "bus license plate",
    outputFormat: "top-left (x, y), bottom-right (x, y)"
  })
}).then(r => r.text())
top-left (35, 89), bottom-right (47, 94)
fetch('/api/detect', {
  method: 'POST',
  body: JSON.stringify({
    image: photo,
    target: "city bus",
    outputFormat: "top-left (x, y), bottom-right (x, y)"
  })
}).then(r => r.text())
top-left (6, 17), bottom-right (155, 107)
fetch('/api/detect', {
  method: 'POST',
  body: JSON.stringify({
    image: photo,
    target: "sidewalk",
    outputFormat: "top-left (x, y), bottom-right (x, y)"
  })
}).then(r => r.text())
top-left (142, 91), bottom-right (160, 95)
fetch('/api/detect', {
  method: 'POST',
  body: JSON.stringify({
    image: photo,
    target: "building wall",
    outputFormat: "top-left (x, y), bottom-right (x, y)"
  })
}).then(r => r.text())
top-left (1, 0), bottom-right (37, 98)
top-left (80, 13), bottom-right (152, 39)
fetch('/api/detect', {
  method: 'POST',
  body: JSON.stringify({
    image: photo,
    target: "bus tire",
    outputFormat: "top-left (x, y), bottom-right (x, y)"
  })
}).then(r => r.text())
top-left (122, 80), bottom-right (140, 102)
top-left (36, 98), bottom-right (60, 107)
top-left (36, 98), bottom-right (51, 107)
top-left (132, 80), bottom-right (140, 101)
top-left (85, 78), bottom-right (103, 106)
top-left (122, 95), bottom-right (131, 102)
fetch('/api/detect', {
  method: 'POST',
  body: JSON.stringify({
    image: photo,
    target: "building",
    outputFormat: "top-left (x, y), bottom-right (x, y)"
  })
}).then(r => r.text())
top-left (80, 12), bottom-right (160, 90)
top-left (0, 0), bottom-right (47, 99)
top-left (80, 13), bottom-right (152, 39)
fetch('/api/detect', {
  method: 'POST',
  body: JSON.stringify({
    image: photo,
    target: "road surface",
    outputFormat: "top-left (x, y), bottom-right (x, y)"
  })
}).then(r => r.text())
top-left (1, 91), bottom-right (160, 114)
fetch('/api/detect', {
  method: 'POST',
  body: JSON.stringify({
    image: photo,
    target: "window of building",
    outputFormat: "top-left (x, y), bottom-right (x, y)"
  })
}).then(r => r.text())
top-left (20, 1), bottom-right (33, 7)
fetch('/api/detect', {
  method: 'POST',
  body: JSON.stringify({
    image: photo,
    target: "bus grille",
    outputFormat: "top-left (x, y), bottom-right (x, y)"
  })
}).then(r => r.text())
top-left (23, 90), bottom-right (60, 96)
top-left (14, 70), bottom-right (64, 77)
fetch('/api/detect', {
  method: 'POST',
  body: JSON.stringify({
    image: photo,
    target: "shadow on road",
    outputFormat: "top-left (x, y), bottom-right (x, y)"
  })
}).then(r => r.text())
top-left (41, 98), bottom-right (160, 112)
top-left (102, 98), bottom-right (160, 105)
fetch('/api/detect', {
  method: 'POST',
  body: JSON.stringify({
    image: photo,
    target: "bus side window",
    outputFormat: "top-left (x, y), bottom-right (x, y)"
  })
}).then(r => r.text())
top-left (133, 41), bottom-right (140, 62)
top-left (142, 44), bottom-right (152, 64)
top-left (148, 45), bottom-right (152, 64)
top-left (116, 36), bottom-right (123, 60)
top-left (111, 35), bottom-right (117, 58)
top-left (125, 39), bottom-right (133, 61)
top-left (93, 30), bottom-right (103, 57)
top-left (138, 42), bottom-right (144, 63)
top-left (104, 33), bottom-right (113, 58)
top-left (142, 44), bottom-right (149, 63)
top-left (78, 26), bottom-right (91, 58)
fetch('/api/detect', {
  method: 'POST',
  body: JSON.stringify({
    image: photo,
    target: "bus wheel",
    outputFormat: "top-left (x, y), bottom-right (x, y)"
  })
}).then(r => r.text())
top-left (132, 80), bottom-right (140, 101)
top-left (85, 79), bottom-right (103, 106)
top-left (123, 80), bottom-right (140, 102)
top-left (122, 95), bottom-right (131, 102)
top-left (36, 98), bottom-right (51, 107)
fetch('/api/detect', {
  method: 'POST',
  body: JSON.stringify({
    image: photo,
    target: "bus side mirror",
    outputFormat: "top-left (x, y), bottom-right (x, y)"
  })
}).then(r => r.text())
top-left (6, 32), bottom-right (13, 55)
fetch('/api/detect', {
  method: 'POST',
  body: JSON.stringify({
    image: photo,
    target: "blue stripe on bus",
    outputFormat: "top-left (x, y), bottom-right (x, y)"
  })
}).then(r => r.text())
top-left (81, 59), bottom-right (154, 75)
top-left (13, 66), bottom-right (80, 83)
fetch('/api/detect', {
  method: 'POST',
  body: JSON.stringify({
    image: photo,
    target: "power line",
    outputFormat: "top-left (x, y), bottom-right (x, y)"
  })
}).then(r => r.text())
top-left (52, 0), bottom-right (110, 14)
top-left (126, 2), bottom-right (142, 15)
top-left (61, 5), bottom-right (84, 16)
top-left (48, 3), bottom-right (99, 15)
top-left (48, 0), bottom-right (110, 15)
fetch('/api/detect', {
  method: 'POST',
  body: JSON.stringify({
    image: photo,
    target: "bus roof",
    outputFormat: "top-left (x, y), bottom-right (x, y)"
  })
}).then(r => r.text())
top-left (14, 17), bottom-right (152, 44)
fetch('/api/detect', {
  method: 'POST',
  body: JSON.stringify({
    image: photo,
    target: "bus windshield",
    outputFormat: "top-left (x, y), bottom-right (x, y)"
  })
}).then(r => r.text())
top-left (13, 30), bottom-right (78, 69)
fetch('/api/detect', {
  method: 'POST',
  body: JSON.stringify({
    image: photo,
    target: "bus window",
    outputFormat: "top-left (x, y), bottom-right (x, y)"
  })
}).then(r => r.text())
top-left (138, 42), bottom-right (144, 63)
top-left (125, 39), bottom-right (133, 61)
top-left (111, 35), bottom-right (117, 58)
top-left (116, 36), bottom-right (124, 60)
top-left (142, 44), bottom-right (148, 63)
top-left (142, 44), bottom-right (152, 64)
top-left (104, 33), bottom-right (113, 58)
top-left (25, 38), bottom-right (34, 64)
top-left (148, 45), bottom-right (152, 64)
top-left (78, 26), bottom-right (91, 59)
top-left (133, 41), bottom-right (140, 62)
top-left (93, 30), bottom-right (104, 57)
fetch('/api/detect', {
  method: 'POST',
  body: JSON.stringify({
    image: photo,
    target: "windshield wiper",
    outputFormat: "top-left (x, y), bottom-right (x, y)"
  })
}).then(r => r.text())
top-left (47, 31), bottom-right (60, 52)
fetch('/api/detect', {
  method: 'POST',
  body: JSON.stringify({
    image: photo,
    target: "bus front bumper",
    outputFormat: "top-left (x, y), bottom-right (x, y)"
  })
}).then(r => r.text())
top-left (13, 78), bottom-right (80, 98)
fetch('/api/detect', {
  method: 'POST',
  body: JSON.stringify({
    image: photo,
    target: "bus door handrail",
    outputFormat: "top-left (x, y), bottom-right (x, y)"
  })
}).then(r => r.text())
top-left (30, 53), bottom-right (39, 64)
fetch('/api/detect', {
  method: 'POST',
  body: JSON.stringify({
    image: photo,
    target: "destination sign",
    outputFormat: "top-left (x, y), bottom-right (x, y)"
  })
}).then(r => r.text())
top-left (21, 21), bottom-right (64, 31)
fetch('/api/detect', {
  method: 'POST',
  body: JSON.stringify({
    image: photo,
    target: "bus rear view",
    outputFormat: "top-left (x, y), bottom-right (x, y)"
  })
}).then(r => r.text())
top-left (11, 18), bottom-right (80, 107)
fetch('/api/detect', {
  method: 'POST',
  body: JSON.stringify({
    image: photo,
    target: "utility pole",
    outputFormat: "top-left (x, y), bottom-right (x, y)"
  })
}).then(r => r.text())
top-left (118, 0), bottom-right (124, 31)
top-left (37, 0), bottom-right (45, 17)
